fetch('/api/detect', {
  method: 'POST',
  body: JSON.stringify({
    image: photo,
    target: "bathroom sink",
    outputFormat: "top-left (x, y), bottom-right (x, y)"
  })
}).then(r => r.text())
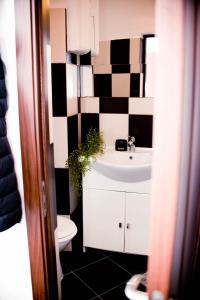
top-left (92, 147), bottom-right (152, 182)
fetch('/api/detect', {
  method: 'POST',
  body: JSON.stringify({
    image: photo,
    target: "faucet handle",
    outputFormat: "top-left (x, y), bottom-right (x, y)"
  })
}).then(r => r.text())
top-left (128, 136), bottom-right (135, 143)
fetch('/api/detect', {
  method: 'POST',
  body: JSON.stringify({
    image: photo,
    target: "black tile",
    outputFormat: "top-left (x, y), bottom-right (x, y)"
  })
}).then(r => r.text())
top-left (68, 115), bottom-right (78, 155)
top-left (80, 51), bottom-right (91, 65)
top-left (76, 258), bottom-right (130, 295)
top-left (60, 259), bottom-right (71, 275)
top-left (71, 53), bottom-right (77, 65)
top-left (78, 97), bottom-right (81, 113)
top-left (99, 250), bottom-right (115, 258)
top-left (100, 97), bottom-right (128, 114)
top-left (55, 168), bottom-right (70, 214)
top-left (71, 202), bottom-right (83, 252)
top-left (60, 248), bottom-right (105, 271)
top-left (142, 66), bottom-right (146, 97)
top-left (94, 74), bottom-right (112, 97)
top-left (81, 113), bottom-right (99, 143)
top-left (129, 115), bottom-right (153, 148)
top-left (51, 64), bottom-right (67, 116)
top-left (112, 65), bottom-right (130, 73)
top-left (111, 39), bottom-right (130, 65)
top-left (101, 282), bottom-right (129, 300)
top-left (130, 73), bottom-right (140, 97)
top-left (67, 53), bottom-right (77, 65)
top-left (61, 272), bottom-right (96, 300)
top-left (111, 253), bottom-right (148, 275)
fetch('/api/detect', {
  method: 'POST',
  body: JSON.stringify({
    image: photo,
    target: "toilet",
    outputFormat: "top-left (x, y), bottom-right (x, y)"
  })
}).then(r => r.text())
top-left (56, 215), bottom-right (77, 280)
top-left (57, 215), bottom-right (77, 251)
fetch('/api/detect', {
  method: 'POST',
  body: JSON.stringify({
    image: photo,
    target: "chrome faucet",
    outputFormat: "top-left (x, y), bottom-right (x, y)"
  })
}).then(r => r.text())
top-left (128, 136), bottom-right (136, 152)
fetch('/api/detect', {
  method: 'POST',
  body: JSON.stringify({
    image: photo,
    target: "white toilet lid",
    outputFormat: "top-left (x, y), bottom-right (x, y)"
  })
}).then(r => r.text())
top-left (57, 215), bottom-right (77, 239)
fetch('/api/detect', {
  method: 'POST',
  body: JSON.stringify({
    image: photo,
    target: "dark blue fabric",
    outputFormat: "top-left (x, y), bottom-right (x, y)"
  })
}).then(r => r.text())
top-left (0, 55), bottom-right (22, 231)
top-left (0, 98), bottom-right (8, 117)
top-left (0, 79), bottom-right (7, 99)
top-left (0, 137), bottom-right (11, 158)
top-left (0, 58), bottom-right (4, 79)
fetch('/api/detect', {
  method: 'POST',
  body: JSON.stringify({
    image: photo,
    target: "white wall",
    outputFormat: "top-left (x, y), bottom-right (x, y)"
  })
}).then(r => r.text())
top-left (0, 1), bottom-right (33, 299)
top-left (50, 0), bottom-right (155, 41)
top-left (99, 0), bottom-right (155, 40)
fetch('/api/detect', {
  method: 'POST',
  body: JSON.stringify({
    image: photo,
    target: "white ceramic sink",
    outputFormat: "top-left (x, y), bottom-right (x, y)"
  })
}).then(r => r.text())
top-left (93, 147), bottom-right (152, 182)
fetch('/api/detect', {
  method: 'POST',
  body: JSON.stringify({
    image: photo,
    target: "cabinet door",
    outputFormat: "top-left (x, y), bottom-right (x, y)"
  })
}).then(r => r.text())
top-left (83, 189), bottom-right (125, 252)
top-left (125, 193), bottom-right (150, 255)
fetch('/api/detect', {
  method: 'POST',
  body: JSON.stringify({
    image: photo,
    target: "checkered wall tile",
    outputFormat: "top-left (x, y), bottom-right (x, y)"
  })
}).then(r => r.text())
top-left (51, 37), bottom-right (154, 216)
top-left (51, 54), bottom-right (80, 215)
top-left (80, 38), bottom-right (144, 98)
top-left (79, 37), bottom-right (154, 150)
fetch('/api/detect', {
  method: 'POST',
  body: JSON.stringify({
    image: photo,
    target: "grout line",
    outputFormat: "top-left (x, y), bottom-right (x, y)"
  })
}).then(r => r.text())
top-left (90, 296), bottom-right (103, 300)
top-left (100, 252), bottom-right (114, 258)
top-left (98, 280), bottom-right (128, 298)
top-left (72, 270), bottom-right (99, 298)
top-left (62, 270), bottom-right (73, 280)
top-left (62, 255), bottom-right (108, 274)
top-left (108, 257), bottom-right (133, 276)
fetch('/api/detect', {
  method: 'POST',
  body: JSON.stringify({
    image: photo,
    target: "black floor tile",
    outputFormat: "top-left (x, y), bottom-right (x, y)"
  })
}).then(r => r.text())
top-left (101, 282), bottom-right (129, 300)
top-left (60, 248), bottom-right (105, 272)
top-left (110, 253), bottom-right (148, 275)
top-left (60, 260), bottom-right (71, 275)
top-left (61, 273), bottom-right (97, 300)
top-left (75, 258), bottom-right (130, 295)
top-left (98, 249), bottom-right (115, 258)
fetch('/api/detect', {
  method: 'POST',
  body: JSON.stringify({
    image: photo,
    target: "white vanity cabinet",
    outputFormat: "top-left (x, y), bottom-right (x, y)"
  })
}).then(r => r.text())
top-left (125, 193), bottom-right (150, 255)
top-left (83, 189), bottom-right (125, 252)
top-left (83, 187), bottom-right (151, 255)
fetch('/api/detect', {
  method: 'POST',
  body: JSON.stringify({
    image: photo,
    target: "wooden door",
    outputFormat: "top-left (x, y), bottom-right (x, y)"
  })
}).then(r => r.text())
top-left (15, 1), bottom-right (58, 299)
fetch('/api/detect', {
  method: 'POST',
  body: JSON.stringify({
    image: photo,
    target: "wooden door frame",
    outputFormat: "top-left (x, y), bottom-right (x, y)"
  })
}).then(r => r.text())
top-left (15, 0), bottom-right (58, 299)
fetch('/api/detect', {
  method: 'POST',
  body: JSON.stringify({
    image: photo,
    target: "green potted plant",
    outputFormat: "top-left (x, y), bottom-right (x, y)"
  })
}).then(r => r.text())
top-left (65, 128), bottom-right (104, 194)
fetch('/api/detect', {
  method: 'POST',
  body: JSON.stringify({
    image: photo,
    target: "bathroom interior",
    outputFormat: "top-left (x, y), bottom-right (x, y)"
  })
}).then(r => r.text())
top-left (49, 0), bottom-right (156, 299)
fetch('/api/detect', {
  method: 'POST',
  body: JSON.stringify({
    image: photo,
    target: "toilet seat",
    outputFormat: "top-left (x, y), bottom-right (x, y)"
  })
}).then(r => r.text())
top-left (57, 215), bottom-right (77, 240)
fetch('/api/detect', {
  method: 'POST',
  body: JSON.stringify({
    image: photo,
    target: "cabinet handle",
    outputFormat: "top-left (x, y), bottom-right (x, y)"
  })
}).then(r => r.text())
top-left (126, 223), bottom-right (130, 229)
top-left (118, 222), bottom-right (122, 228)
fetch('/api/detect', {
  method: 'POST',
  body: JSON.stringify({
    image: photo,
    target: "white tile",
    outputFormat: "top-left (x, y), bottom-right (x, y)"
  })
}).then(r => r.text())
top-left (46, 44), bottom-right (54, 144)
top-left (130, 38), bottom-right (141, 72)
top-left (100, 114), bottom-right (128, 147)
top-left (145, 55), bottom-right (156, 98)
top-left (140, 73), bottom-right (144, 97)
top-left (50, 9), bottom-right (66, 63)
top-left (80, 66), bottom-right (94, 97)
top-left (81, 97), bottom-right (99, 113)
top-left (67, 99), bottom-right (78, 117)
top-left (112, 74), bottom-right (130, 97)
top-left (91, 41), bottom-right (110, 65)
top-left (66, 64), bottom-right (78, 116)
top-left (93, 65), bottom-right (111, 74)
top-left (129, 98), bottom-right (154, 115)
top-left (53, 117), bottom-right (68, 168)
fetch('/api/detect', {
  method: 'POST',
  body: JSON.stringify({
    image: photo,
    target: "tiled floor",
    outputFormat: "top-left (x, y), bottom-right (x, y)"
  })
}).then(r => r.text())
top-left (60, 248), bottom-right (147, 300)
